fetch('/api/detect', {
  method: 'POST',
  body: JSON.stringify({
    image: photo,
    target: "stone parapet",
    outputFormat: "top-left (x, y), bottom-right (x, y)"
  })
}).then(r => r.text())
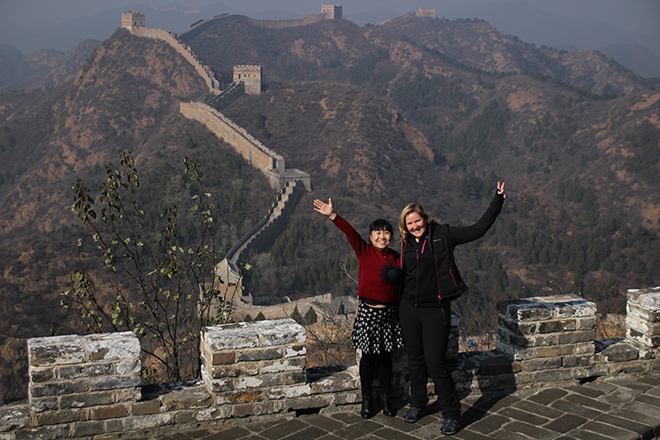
top-left (626, 287), bottom-right (660, 347)
top-left (200, 319), bottom-right (308, 413)
top-left (4, 292), bottom-right (660, 438)
top-left (496, 295), bottom-right (598, 385)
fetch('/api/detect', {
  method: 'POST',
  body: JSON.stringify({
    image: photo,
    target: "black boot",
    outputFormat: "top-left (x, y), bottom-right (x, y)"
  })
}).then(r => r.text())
top-left (381, 393), bottom-right (394, 417)
top-left (360, 397), bottom-right (373, 419)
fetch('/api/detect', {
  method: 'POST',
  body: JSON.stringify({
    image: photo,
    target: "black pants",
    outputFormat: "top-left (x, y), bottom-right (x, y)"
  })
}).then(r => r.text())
top-left (359, 351), bottom-right (392, 397)
top-left (399, 300), bottom-right (461, 419)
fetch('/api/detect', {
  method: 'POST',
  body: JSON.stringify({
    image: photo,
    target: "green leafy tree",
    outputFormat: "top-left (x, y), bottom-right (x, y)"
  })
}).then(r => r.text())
top-left (61, 151), bottom-right (245, 382)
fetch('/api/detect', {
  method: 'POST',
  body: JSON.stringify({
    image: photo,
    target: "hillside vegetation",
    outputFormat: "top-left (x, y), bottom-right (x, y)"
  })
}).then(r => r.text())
top-left (1, 14), bottom-right (659, 401)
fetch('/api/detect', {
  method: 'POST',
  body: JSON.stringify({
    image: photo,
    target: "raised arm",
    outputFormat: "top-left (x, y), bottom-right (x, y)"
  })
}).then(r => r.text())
top-left (449, 181), bottom-right (507, 245)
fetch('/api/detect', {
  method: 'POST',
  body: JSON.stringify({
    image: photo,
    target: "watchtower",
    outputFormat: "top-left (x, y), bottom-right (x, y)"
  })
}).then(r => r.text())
top-left (122, 11), bottom-right (146, 31)
top-left (233, 65), bottom-right (262, 95)
top-left (321, 5), bottom-right (343, 20)
top-left (417, 7), bottom-right (436, 18)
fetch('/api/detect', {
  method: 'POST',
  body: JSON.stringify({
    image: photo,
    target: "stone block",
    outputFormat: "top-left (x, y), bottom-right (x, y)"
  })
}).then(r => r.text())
top-left (90, 374), bottom-right (141, 392)
top-left (627, 287), bottom-right (660, 313)
top-left (71, 420), bottom-right (106, 438)
top-left (260, 357), bottom-right (306, 374)
top-left (210, 363), bottom-right (259, 378)
top-left (215, 389), bottom-right (264, 405)
top-left (532, 367), bottom-right (576, 383)
top-left (131, 400), bottom-right (161, 416)
top-left (538, 319), bottom-right (577, 333)
top-left (284, 344), bottom-right (307, 358)
top-left (309, 366), bottom-right (359, 394)
top-left (498, 295), bottom-right (596, 324)
top-left (562, 355), bottom-right (595, 368)
top-left (195, 405), bottom-right (232, 421)
top-left (209, 351), bottom-right (235, 365)
top-left (34, 408), bottom-right (86, 426)
top-left (248, 319), bottom-right (307, 346)
top-left (85, 332), bottom-right (141, 362)
top-left (14, 425), bottom-right (69, 440)
top-left (60, 391), bottom-right (115, 409)
top-left (121, 414), bottom-right (173, 431)
top-left (0, 404), bottom-right (30, 432)
top-left (91, 404), bottom-right (129, 420)
top-left (203, 325), bottom-right (260, 351)
top-left (557, 329), bottom-right (597, 345)
top-left (231, 400), bottom-right (284, 418)
top-left (29, 397), bottom-right (58, 413)
top-left (30, 380), bottom-right (88, 398)
top-left (289, 395), bottom-right (335, 411)
top-left (114, 387), bottom-right (141, 403)
top-left (236, 347), bottom-right (282, 362)
top-left (600, 341), bottom-right (640, 363)
top-left (519, 357), bottom-right (562, 372)
top-left (28, 335), bottom-right (86, 367)
top-left (267, 384), bottom-right (312, 400)
top-left (58, 362), bottom-right (113, 380)
top-left (160, 384), bottom-right (213, 411)
top-left (29, 367), bottom-right (55, 384)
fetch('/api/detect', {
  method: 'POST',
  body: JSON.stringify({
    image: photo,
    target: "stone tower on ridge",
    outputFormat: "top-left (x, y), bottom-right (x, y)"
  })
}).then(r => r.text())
top-left (233, 65), bottom-right (262, 95)
top-left (321, 4), bottom-right (343, 20)
top-left (121, 11), bottom-right (146, 31)
top-left (417, 7), bottom-right (436, 18)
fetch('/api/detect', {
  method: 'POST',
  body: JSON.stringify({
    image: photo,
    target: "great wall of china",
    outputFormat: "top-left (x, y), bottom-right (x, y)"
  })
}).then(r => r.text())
top-left (1, 8), bottom-right (660, 439)
top-left (123, 10), bottom-right (312, 289)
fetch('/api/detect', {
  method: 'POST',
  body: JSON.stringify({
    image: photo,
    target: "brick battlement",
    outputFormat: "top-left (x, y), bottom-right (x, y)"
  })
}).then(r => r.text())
top-left (2, 288), bottom-right (659, 438)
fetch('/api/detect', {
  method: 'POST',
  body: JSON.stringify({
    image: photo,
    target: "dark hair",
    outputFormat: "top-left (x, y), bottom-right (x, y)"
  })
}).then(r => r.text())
top-left (369, 219), bottom-right (393, 234)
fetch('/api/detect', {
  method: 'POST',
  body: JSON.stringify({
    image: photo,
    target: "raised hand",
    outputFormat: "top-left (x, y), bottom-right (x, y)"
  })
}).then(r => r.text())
top-left (497, 181), bottom-right (507, 199)
top-left (313, 198), bottom-right (335, 217)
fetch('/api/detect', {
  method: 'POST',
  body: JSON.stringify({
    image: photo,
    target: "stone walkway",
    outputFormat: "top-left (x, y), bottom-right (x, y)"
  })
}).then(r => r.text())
top-left (118, 373), bottom-right (660, 440)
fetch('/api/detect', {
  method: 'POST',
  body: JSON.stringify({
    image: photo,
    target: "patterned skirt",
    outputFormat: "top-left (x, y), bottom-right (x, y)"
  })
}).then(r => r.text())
top-left (351, 302), bottom-right (404, 354)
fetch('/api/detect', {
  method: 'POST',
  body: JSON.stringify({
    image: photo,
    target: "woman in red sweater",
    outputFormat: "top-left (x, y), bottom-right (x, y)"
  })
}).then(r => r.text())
top-left (314, 198), bottom-right (402, 419)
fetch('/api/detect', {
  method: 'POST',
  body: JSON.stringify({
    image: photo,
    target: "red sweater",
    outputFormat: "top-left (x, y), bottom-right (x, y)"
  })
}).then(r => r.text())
top-left (332, 215), bottom-right (401, 304)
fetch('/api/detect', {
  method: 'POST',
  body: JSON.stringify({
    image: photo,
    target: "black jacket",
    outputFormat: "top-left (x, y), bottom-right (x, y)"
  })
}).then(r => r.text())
top-left (400, 192), bottom-right (505, 306)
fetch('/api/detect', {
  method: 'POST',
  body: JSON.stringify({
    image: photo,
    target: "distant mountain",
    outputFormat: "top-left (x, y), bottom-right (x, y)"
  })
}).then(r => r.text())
top-left (452, 1), bottom-right (660, 77)
top-left (1, 1), bottom-right (658, 78)
top-left (0, 40), bottom-right (101, 92)
top-left (599, 44), bottom-right (660, 79)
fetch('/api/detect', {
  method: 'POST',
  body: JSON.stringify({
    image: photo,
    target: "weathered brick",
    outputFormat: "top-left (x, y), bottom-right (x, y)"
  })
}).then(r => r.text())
top-left (60, 391), bottom-right (115, 409)
top-left (538, 319), bottom-right (577, 334)
top-left (215, 389), bottom-right (264, 405)
top-left (30, 380), bottom-right (88, 398)
top-left (58, 362), bottom-right (113, 380)
top-left (34, 408), bottom-right (86, 426)
top-left (85, 332), bottom-right (141, 362)
top-left (28, 335), bottom-right (86, 367)
top-left (160, 384), bottom-right (213, 411)
top-left (29, 367), bottom-right (54, 383)
top-left (71, 420), bottom-right (106, 437)
top-left (237, 347), bottom-right (282, 362)
top-left (211, 351), bottom-right (236, 365)
top-left (131, 400), bottom-right (161, 416)
top-left (260, 357), bottom-right (306, 374)
top-left (91, 403), bottom-right (129, 420)
top-left (90, 375), bottom-right (141, 392)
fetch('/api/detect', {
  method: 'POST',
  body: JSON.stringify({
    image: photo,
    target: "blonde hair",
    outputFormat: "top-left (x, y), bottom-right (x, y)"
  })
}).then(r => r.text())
top-left (399, 203), bottom-right (433, 239)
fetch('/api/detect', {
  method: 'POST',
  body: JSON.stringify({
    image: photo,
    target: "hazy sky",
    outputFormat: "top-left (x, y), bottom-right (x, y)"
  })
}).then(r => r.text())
top-left (1, 0), bottom-right (659, 54)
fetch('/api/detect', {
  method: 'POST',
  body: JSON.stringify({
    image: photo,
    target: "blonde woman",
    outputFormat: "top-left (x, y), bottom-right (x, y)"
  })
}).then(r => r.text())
top-left (398, 182), bottom-right (507, 435)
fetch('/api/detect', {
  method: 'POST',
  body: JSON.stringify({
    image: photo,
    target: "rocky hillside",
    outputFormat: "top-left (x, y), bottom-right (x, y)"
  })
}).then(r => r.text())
top-left (0, 14), bottom-right (659, 401)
